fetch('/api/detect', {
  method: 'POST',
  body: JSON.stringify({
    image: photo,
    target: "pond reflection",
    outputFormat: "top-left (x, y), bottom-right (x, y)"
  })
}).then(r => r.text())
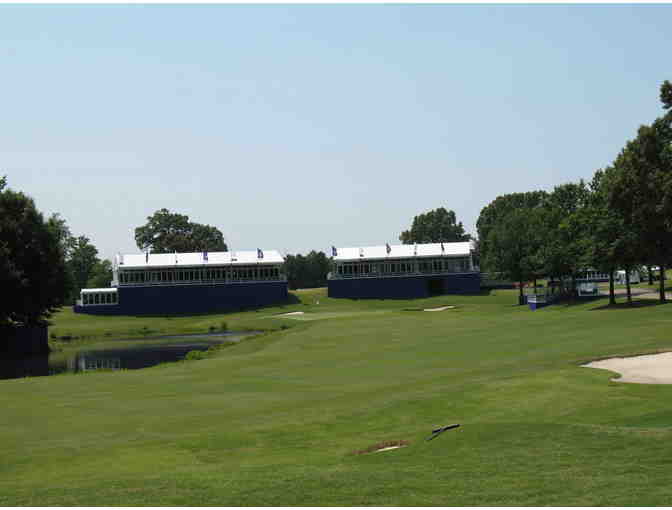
top-left (0, 332), bottom-right (255, 380)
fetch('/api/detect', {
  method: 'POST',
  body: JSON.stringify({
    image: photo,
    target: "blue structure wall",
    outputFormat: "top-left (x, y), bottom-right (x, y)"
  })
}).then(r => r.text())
top-left (327, 272), bottom-right (480, 299)
top-left (74, 281), bottom-right (288, 315)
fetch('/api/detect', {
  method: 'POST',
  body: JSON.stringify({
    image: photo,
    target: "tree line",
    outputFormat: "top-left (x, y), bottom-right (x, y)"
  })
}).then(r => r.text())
top-left (476, 80), bottom-right (672, 305)
top-left (2, 80), bottom-right (669, 328)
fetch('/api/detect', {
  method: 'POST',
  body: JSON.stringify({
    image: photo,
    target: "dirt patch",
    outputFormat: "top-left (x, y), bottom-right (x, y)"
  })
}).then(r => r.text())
top-left (276, 311), bottom-right (305, 316)
top-left (352, 439), bottom-right (409, 455)
top-left (583, 351), bottom-right (672, 384)
top-left (423, 306), bottom-right (456, 312)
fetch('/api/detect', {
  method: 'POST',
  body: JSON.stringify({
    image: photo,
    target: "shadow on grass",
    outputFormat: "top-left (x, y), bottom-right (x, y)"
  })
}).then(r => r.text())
top-left (555, 296), bottom-right (605, 308)
top-left (458, 289), bottom-right (494, 297)
top-left (337, 289), bottom-right (493, 301)
top-left (589, 299), bottom-right (670, 311)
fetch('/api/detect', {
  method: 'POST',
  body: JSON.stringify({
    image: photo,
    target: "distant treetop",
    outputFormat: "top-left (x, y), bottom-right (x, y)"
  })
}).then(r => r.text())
top-left (399, 207), bottom-right (471, 245)
top-left (134, 208), bottom-right (228, 254)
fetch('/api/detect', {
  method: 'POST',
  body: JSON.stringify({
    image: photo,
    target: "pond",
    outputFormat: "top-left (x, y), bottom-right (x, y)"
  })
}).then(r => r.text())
top-left (0, 331), bottom-right (258, 381)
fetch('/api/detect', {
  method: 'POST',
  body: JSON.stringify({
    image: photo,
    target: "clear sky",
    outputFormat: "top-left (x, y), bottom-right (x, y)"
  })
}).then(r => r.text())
top-left (2, 4), bottom-right (670, 260)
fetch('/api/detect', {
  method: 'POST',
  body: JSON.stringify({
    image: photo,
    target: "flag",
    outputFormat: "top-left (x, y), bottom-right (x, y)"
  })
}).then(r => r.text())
top-left (386, 243), bottom-right (391, 255)
top-left (331, 246), bottom-right (337, 257)
top-left (257, 248), bottom-right (264, 259)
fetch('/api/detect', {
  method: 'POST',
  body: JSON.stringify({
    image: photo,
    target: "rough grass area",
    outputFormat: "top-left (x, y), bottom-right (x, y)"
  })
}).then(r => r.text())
top-left (2, 288), bottom-right (672, 505)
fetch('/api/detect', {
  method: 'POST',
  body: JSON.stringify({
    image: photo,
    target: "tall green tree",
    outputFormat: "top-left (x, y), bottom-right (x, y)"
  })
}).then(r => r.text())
top-left (609, 85), bottom-right (672, 304)
top-left (476, 191), bottom-right (548, 270)
top-left (283, 251), bottom-right (330, 290)
top-left (69, 236), bottom-right (100, 296)
top-left (135, 208), bottom-right (228, 254)
top-left (0, 178), bottom-right (68, 326)
top-left (87, 259), bottom-right (113, 289)
top-left (539, 181), bottom-right (591, 291)
top-left (46, 213), bottom-right (77, 303)
top-left (483, 208), bottom-right (546, 304)
top-left (399, 207), bottom-right (470, 245)
top-left (584, 167), bottom-right (625, 305)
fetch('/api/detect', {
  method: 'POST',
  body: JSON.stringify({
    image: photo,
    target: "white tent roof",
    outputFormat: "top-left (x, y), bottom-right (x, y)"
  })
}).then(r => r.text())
top-left (333, 242), bottom-right (473, 262)
top-left (116, 250), bottom-right (284, 269)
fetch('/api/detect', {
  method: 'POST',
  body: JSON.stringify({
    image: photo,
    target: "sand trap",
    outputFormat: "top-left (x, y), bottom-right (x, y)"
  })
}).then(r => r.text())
top-left (277, 311), bottom-right (305, 316)
top-left (375, 445), bottom-right (404, 453)
top-left (352, 439), bottom-right (409, 455)
top-left (423, 306), bottom-right (456, 312)
top-left (583, 352), bottom-right (672, 384)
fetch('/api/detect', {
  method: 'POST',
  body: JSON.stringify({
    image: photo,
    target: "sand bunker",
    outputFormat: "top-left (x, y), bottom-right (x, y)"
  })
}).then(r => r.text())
top-left (277, 311), bottom-right (305, 316)
top-left (423, 306), bottom-right (456, 312)
top-left (352, 439), bottom-right (409, 455)
top-left (375, 445), bottom-right (403, 453)
top-left (583, 352), bottom-right (672, 384)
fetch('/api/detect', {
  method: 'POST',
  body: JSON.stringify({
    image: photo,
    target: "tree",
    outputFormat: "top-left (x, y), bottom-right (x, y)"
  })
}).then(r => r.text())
top-left (476, 191), bottom-right (548, 270)
top-left (399, 207), bottom-right (470, 245)
top-left (47, 213), bottom-right (76, 260)
top-left (660, 80), bottom-right (672, 110)
top-left (609, 105), bottom-right (672, 303)
top-left (135, 208), bottom-right (228, 254)
top-left (87, 259), bottom-right (113, 289)
top-left (483, 208), bottom-right (546, 304)
top-left (0, 178), bottom-right (68, 326)
top-left (540, 181), bottom-right (591, 292)
top-left (46, 213), bottom-right (78, 303)
top-left (584, 167), bottom-right (625, 305)
top-left (69, 236), bottom-right (100, 296)
top-left (283, 251), bottom-right (330, 290)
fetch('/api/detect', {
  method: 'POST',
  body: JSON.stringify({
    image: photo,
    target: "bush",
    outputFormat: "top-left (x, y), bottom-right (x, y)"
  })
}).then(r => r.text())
top-left (184, 350), bottom-right (206, 361)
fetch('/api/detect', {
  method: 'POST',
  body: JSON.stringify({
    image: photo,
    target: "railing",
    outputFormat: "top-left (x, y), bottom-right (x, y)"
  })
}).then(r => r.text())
top-left (118, 276), bottom-right (288, 287)
top-left (329, 269), bottom-right (477, 280)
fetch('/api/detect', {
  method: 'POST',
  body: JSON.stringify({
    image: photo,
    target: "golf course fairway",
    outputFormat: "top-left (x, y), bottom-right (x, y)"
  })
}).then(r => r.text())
top-left (2, 288), bottom-right (672, 506)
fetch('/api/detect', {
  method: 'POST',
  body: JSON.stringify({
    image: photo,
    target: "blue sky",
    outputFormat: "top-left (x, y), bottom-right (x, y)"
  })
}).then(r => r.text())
top-left (2, 4), bottom-right (670, 260)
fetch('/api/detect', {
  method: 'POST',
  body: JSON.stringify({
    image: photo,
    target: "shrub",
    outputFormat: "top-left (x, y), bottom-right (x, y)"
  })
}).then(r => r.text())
top-left (184, 350), bottom-right (206, 361)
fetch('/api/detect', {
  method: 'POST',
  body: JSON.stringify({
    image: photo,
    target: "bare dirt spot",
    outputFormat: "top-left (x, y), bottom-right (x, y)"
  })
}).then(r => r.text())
top-left (423, 306), bottom-right (456, 312)
top-left (583, 351), bottom-right (672, 384)
top-left (277, 311), bottom-right (305, 316)
top-left (352, 439), bottom-right (409, 455)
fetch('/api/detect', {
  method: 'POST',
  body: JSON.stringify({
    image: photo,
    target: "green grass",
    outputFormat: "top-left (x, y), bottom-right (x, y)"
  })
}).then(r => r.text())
top-left (3, 288), bottom-right (672, 505)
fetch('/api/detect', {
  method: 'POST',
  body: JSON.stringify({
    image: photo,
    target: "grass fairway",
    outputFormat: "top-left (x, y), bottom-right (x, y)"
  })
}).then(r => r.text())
top-left (2, 289), bottom-right (672, 505)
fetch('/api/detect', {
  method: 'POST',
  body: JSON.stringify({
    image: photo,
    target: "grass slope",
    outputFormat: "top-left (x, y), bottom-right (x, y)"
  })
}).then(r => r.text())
top-left (2, 289), bottom-right (672, 505)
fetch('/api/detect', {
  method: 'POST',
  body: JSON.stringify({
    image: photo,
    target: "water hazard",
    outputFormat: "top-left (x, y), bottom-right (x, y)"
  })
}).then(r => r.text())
top-left (0, 331), bottom-right (258, 381)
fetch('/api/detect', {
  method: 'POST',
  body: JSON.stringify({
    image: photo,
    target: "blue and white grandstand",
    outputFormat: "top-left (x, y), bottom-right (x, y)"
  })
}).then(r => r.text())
top-left (327, 241), bottom-right (480, 299)
top-left (74, 249), bottom-right (287, 315)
